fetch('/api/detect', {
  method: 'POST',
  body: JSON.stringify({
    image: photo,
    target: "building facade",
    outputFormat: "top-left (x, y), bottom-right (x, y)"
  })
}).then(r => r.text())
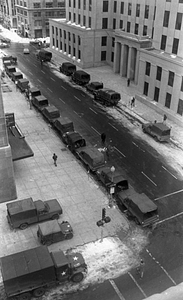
top-left (50, 0), bottom-right (183, 121)
top-left (0, 0), bottom-right (17, 29)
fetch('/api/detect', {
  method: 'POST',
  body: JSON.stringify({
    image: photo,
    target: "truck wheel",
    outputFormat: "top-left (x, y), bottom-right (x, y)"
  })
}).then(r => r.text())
top-left (51, 214), bottom-right (59, 220)
top-left (18, 292), bottom-right (31, 300)
top-left (33, 287), bottom-right (45, 298)
top-left (71, 272), bottom-right (84, 283)
top-left (19, 223), bottom-right (28, 230)
top-left (43, 240), bottom-right (52, 246)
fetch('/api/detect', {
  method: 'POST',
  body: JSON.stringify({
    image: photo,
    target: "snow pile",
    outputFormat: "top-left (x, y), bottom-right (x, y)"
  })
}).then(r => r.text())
top-left (145, 283), bottom-right (183, 300)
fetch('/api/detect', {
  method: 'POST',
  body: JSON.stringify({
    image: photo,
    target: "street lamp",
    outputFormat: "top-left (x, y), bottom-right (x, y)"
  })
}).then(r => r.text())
top-left (96, 208), bottom-right (111, 242)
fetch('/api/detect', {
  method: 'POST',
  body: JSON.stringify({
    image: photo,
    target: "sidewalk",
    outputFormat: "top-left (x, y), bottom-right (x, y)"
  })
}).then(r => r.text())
top-left (0, 65), bottom-right (130, 258)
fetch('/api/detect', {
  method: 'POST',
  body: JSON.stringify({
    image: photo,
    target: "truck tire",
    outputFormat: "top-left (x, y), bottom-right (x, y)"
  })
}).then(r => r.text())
top-left (18, 292), bottom-right (31, 300)
top-left (71, 272), bottom-right (84, 283)
top-left (33, 287), bottom-right (45, 298)
top-left (19, 223), bottom-right (28, 230)
top-left (42, 240), bottom-right (52, 246)
top-left (51, 214), bottom-right (59, 220)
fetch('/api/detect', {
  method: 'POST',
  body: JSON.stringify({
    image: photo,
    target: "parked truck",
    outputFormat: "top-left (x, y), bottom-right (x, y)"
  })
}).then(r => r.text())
top-left (11, 71), bottom-right (23, 83)
top-left (76, 146), bottom-right (105, 172)
top-left (53, 116), bottom-right (74, 136)
top-left (36, 49), bottom-right (52, 62)
top-left (94, 88), bottom-right (121, 106)
top-left (6, 197), bottom-right (63, 230)
top-left (0, 245), bottom-right (87, 300)
top-left (71, 70), bottom-right (90, 85)
top-left (142, 122), bottom-right (171, 142)
top-left (32, 95), bottom-right (49, 111)
top-left (42, 105), bottom-right (60, 124)
top-left (6, 65), bottom-right (16, 78)
top-left (27, 87), bottom-right (41, 101)
top-left (59, 62), bottom-right (76, 76)
top-left (117, 186), bottom-right (159, 227)
top-left (62, 131), bottom-right (86, 152)
top-left (17, 78), bottom-right (29, 92)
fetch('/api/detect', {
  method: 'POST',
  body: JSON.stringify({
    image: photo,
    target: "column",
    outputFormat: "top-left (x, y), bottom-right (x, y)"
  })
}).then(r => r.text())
top-left (134, 49), bottom-right (140, 84)
top-left (119, 44), bottom-right (124, 76)
top-left (113, 42), bottom-right (121, 73)
top-left (127, 46), bottom-right (132, 79)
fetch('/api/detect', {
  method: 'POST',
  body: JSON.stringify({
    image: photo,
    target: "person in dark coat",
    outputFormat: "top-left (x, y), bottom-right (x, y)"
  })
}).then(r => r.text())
top-left (52, 153), bottom-right (58, 166)
top-left (101, 133), bottom-right (106, 146)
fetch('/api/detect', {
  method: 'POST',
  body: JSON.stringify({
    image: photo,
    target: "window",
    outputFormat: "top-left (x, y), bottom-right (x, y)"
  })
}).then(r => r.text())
top-left (60, 41), bottom-right (62, 50)
top-left (113, 19), bottom-right (116, 29)
top-left (177, 99), bottom-right (183, 115)
top-left (73, 34), bottom-right (75, 43)
top-left (112, 37), bottom-right (115, 47)
top-left (83, 0), bottom-right (86, 10)
top-left (101, 36), bottom-right (107, 46)
top-left (179, 0), bottom-right (183, 3)
top-left (160, 35), bottom-right (167, 50)
top-left (143, 25), bottom-right (147, 36)
top-left (156, 66), bottom-right (162, 81)
top-left (89, 0), bottom-right (92, 11)
top-left (168, 71), bottom-right (174, 87)
top-left (134, 23), bottom-right (138, 34)
top-left (34, 12), bottom-right (41, 17)
top-left (175, 13), bottom-right (182, 30)
top-left (166, 0), bottom-right (171, 2)
top-left (74, 13), bottom-right (76, 22)
top-left (73, 0), bottom-right (76, 7)
top-left (120, 20), bottom-right (123, 29)
top-left (114, 1), bottom-right (117, 13)
top-left (181, 77), bottom-right (183, 92)
top-left (69, 12), bottom-right (71, 20)
top-left (83, 15), bottom-right (86, 26)
top-left (165, 93), bottom-right (171, 108)
top-left (68, 32), bottom-right (70, 41)
top-left (33, 3), bottom-right (41, 8)
top-left (46, 2), bottom-right (53, 8)
top-left (111, 52), bottom-right (114, 62)
top-left (89, 16), bottom-right (91, 27)
top-left (121, 2), bottom-right (124, 14)
top-left (136, 4), bottom-right (140, 17)
top-left (127, 22), bottom-right (130, 32)
top-left (78, 0), bottom-right (81, 9)
top-left (102, 18), bottom-right (108, 29)
top-left (78, 36), bottom-right (80, 45)
top-left (145, 62), bottom-right (151, 76)
top-left (69, 0), bottom-right (71, 7)
top-left (64, 30), bottom-right (66, 39)
top-left (78, 50), bottom-right (81, 59)
top-left (128, 3), bottom-right (132, 15)
top-left (103, 1), bottom-right (108, 12)
top-left (154, 6), bottom-right (156, 20)
top-left (56, 28), bottom-right (58, 36)
top-left (143, 82), bottom-right (149, 96)
top-left (101, 51), bottom-right (106, 61)
top-left (172, 38), bottom-right (179, 55)
top-left (78, 15), bottom-right (81, 24)
top-left (144, 5), bottom-right (149, 19)
top-left (154, 87), bottom-right (160, 102)
top-left (60, 29), bottom-right (62, 37)
top-left (52, 26), bottom-right (54, 34)
top-left (163, 11), bottom-right (170, 27)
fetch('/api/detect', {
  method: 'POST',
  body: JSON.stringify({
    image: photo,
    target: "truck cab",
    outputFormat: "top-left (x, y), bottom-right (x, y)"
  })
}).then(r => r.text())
top-left (142, 122), bottom-right (171, 142)
top-left (37, 220), bottom-right (73, 245)
top-left (7, 197), bottom-right (63, 230)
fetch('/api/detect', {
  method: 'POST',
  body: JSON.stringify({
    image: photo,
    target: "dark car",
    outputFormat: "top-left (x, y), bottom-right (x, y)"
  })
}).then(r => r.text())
top-left (86, 82), bottom-right (104, 96)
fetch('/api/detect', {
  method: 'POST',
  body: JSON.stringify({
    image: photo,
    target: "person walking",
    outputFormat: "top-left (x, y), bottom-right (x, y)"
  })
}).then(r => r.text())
top-left (52, 153), bottom-right (58, 166)
top-left (136, 259), bottom-right (145, 278)
top-left (127, 78), bottom-right (130, 86)
top-left (15, 80), bottom-right (18, 91)
top-left (101, 133), bottom-right (106, 146)
top-left (131, 97), bottom-right (135, 108)
top-left (163, 114), bottom-right (167, 124)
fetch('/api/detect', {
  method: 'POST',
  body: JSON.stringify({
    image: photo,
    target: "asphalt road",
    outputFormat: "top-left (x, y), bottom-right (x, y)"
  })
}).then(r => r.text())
top-left (4, 42), bottom-right (183, 300)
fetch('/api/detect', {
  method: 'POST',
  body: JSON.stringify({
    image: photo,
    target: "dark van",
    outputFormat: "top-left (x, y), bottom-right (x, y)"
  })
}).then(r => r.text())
top-left (94, 88), bottom-right (121, 106)
top-left (59, 62), bottom-right (76, 76)
top-left (72, 70), bottom-right (90, 85)
top-left (11, 72), bottom-right (23, 83)
top-left (142, 122), bottom-right (171, 142)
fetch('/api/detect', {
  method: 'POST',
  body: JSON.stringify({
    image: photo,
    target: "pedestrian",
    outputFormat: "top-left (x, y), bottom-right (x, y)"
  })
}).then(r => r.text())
top-left (101, 133), bottom-right (106, 146)
top-left (127, 78), bottom-right (130, 87)
top-left (52, 153), bottom-right (58, 166)
top-left (29, 94), bottom-right (32, 109)
top-left (136, 259), bottom-right (145, 278)
top-left (131, 97), bottom-right (135, 108)
top-left (41, 59), bottom-right (43, 66)
top-left (163, 114), bottom-right (167, 124)
top-left (15, 80), bottom-right (18, 91)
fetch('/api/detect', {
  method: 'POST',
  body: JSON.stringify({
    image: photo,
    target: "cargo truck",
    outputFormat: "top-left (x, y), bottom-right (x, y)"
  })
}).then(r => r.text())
top-left (17, 78), bottom-right (29, 92)
top-left (71, 70), bottom-right (90, 86)
top-left (59, 62), bottom-right (76, 76)
top-left (32, 95), bottom-right (49, 111)
top-left (0, 245), bottom-right (87, 300)
top-left (76, 146), bottom-right (105, 172)
top-left (53, 116), bottom-right (74, 136)
top-left (11, 71), bottom-right (23, 83)
top-left (42, 105), bottom-right (60, 124)
top-left (94, 88), bottom-right (121, 106)
top-left (6, 65), bottom-right (16, 78)
top-left (36, 49), bottom-right (52, 62)
top-left (7, 197), bottom-right (63, 230)
top-left (142, 122), bottom-right (171, 142)
top-left (62, 131), bottom-right (86, 152)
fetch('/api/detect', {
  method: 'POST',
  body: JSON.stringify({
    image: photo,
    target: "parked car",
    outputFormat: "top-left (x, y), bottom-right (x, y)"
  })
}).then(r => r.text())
top-left (6, 197), bottom-right (63, 230)
top-left (94, 88), bottom-right (121, 106)
top-left (36, 49), bottom-right (52, 62)
top-left (42, 105), bottom-right (60, 124)
top-left (37, 220), bottom-right (73, 245)
top-left (17, 78), bottom-right (29, 92)
top-left (62, 131), bottom-right (86, 152)
top-left (59, 62), bottom-right (76, 76)
top-left (28, 87), bottom-right (41, 101)
top-left (5, 66), bottom-right (16, 78)
top-left (53, 116), bottom-right (74, 136)
top-left (71, 70), bottom-right (90, 85)
top-left (142, 122), bottom-right (171, 142)
top-left (23, 48), bottom-right (30, 54)
top-left (11, 71), bottom-right (23, 83)
top-left (76, 146), bottom-right (105, 172)
top-left (32, 95), bottom-right (49, 111)
top-left (86, 81), bottom-right (104, 96)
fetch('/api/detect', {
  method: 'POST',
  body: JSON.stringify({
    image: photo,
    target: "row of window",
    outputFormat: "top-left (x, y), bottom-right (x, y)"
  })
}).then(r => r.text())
top-left (166, 0), bottom-right (183, 3)
top-left (160, 35), bottom-right (179, 55)
top-left (163, 11), bottom-right (183, 30)
top-left (145, 62), bottom-right (175, 87)
top-left (69, 12), bottom-right (91, 27)
top-left (25, 2), bottom-right (65, 8)
top-left (69, 0), bottom-right (92, 11)
top-left (52, 38), bottom-right (81, 59)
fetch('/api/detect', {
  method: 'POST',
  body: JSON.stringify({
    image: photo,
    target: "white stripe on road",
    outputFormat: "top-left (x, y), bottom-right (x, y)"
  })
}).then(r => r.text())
top-left (109, 279), bottom-right (126, 300)
top-left (91, 126), bottom-right (100, 135)
top-left (141, 171), bottom-right (157, 186)
top-left (51, 77), bottom-right (55, 82)
top-left (114, 146), bottom-right (126, 157)
top-left (109, 123), bottom-right (118, 131)
top-left (81, 93), bottom-right (85, 97)
top-left (132, 142), bottom-right (145, 152)
top-left (89, 108), bottom-right (97, 114)
top-left (154, 189), bottom-right (183, 201)
top-left (29, 71), bottom-right (33, 75)
top-left (74, 96), bottom-right (81, 101)
top-left (59, 97), bottom-right (65, 104)
top-left (128, 272), bottom-right (147, 298)
top-left (38, 79), bottom-right (42, 83)
top-left (41, 70), bottom-right (45, 74)
top-left (61, 85), bottom-right (66, 90)
top-left (162, 166), bottom-right (177, 179)
top-left (47, 88), bottom-right (52, 92)
top-left (156, 211), bottom-right (183, 225)
top-left (146, 249), bottom-right (176, 285)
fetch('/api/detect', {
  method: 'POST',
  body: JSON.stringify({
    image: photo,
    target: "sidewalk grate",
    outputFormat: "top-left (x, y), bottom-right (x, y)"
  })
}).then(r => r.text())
top-left (2, 85), bottom-right (12, 93)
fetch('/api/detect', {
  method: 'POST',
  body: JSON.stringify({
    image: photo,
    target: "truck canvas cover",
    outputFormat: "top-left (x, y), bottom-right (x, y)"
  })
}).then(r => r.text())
top-left (42, 105), bottom-right (60, 120)
top-left (54, 116), bottom-right (74, 133)
top-left (34, 95), bottom-right (48, 108)
top-left (77, 146), bottom-right (105, 170)
top-left (38, 220), bottom-right (61, 236)
top-left (97, 166), bottom-right (128, 189)
top-left (0, 246), bottom-right (55, 297)
top-left (7, 198), bottom-right (35, 216)
top-left (29, 87), bottom-right (41, 97)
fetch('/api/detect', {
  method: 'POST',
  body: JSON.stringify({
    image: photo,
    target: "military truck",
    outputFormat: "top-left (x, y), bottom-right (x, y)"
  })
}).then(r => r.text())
top-left (42, 105), bottom-right (60, 124)
top-left (7, 197), bottom-right (63, 230)
top-left (53, 116), bottom-right (74, 136)
top-left (86, 81), bottom-right (104, 96)
top-left (94, 88), bottom-right (121, 106)
top-left (6, 65), bottom-right (16, 78)
top-left (142, 122), bottom-right (171, 142)
top-left (28, 87), bottom-right (41, 101)
top-left (71, 70), bottom-right (90, 85)
top-left (36, 49), bottom-right (52, 62)
top-left (117, 186), bottom-right (159, 227)
top-left (96, 166), bottom-right (129, 194)
top-left (62, 131), bottom-right (86, 152)
top-left (37, 220), bottom-right (73, 245)
top-left (11, 71), bottom-right (23, 83)
top-left (76, 146), bottom-right (105, 172)
top-left (32, 95), bottom-right (49, 111)
top-left (1, 245), bottom-right (87, 300)
top-left (59, 62), bottom-right (76, 76)
top-left (17, 78), bottom-right (29, 92)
